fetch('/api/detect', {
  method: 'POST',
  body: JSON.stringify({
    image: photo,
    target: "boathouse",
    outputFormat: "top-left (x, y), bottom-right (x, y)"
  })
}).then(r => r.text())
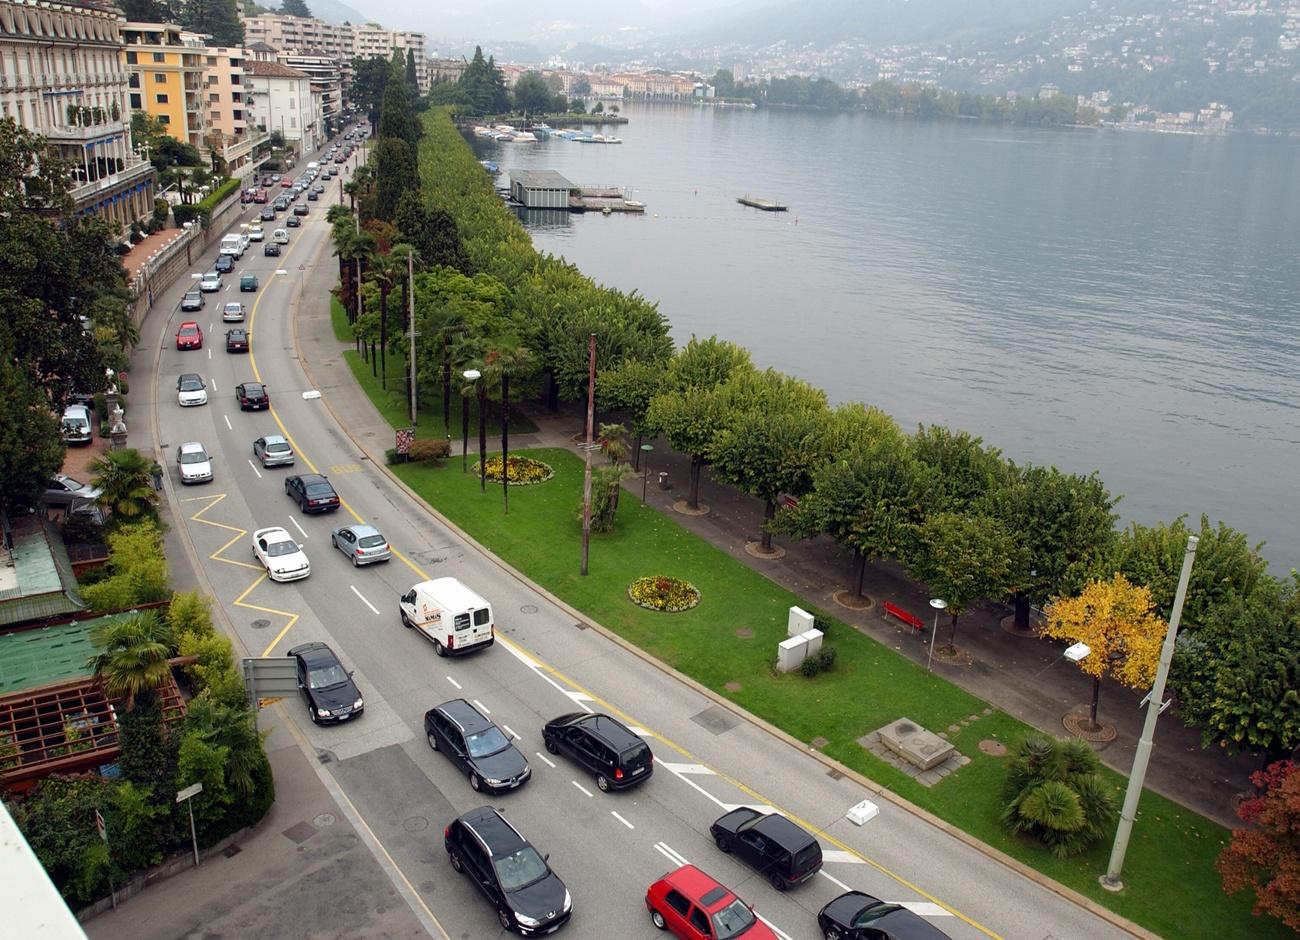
top-left (510, 169), bottom-right (574, 209)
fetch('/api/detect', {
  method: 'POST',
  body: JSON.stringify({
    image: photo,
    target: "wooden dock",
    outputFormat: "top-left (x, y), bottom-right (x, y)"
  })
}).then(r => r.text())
top-left (569, 187), bottom-right (646, 213)
top-left (737, 196), bottom-right (787, 212)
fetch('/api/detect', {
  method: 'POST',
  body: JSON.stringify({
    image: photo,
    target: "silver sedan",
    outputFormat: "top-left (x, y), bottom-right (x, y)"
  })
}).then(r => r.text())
top-left (330, 524), bottom-right (391, 566)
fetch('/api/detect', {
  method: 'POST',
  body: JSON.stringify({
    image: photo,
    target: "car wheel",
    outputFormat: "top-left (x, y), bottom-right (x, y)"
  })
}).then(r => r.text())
top-left (433, 639), bottom-right (447, 658)
top-left (469, 772), bottom-right (482, 792)
top-left (427, 732), bottom-right (439, 751)
top-left (650, 909), bottom-right (666, 930)
top-left (351, 553), bottom-right (359, 567)
top-left (543, 735), bottom-right (559, 755)
top-left (449, 850), bottom-right (463, 872)
top-left (596, 773), bottom-right (611, 792)
top-left (401, 611), bottom-right (413, 629)
top-left (330, 534), bottom-right (337, 549)
top-left (308, 703), bottom-right (320, 725)
top-left (715, 834), bottom-right (732, 853)
top-left (823, 927), bottom-right (843, 940)
top-left (497, 909), bottom-right (512, 931)
top-left (299, 498), bottom-right (307, 513)
top-left (768, 871), bottom-right (787, 891)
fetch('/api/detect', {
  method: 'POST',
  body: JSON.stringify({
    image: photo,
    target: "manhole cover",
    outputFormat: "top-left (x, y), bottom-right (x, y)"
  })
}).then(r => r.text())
top-left (979, 739), bottom-right (1008, 757)
top-left (251, 618), bottom-right (272, 630)
top-left (281, 821), bottom-right (317, 844)
top-left (312, 813), bottom-right (337, 827)
top-left (520, 604), bottom-right (538, 614)
top-left (222, 844), bottom-right (242, 858)
top-left (402, 816), bottom-right (429, 832)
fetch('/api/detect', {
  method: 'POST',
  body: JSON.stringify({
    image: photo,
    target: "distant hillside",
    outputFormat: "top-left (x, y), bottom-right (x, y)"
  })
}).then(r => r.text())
top-left (266, 0), bottom-right (368, 27)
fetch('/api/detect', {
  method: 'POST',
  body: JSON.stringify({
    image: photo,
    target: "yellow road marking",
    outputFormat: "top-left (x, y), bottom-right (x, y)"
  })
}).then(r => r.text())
top-left (329, 463), bottom-right (363, 474)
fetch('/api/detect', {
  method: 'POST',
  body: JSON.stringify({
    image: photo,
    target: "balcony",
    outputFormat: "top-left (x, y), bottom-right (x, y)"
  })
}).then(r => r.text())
top-left (69, 159), bottom-right (154, 205)
top-left (44, 119), bottom-right (128, 145)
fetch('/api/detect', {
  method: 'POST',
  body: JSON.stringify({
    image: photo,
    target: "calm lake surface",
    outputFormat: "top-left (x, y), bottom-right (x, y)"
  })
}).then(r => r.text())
top-left (471, 104), bottom-right (1300, 570)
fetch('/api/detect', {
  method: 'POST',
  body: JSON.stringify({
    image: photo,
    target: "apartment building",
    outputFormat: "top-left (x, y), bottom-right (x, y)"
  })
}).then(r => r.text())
top-left (243, 13), bottom-right (352, 59)
top-left (202, 46), bottom-right (270, 179)
top-left (244, 59), bottom-right (319, 155)
top-left (0, 0), bottom-right (155, 228)
top-left (122, 22), bottom-right (208, 153)
top-left (352, 23), bottom-right (428, 91)
top-left (276, 52), bottom-right (341, 136)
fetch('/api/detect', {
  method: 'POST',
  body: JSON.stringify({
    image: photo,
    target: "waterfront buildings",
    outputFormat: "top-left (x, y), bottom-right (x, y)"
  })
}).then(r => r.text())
top-left (203, 45), bottom-right (271, 179)
top-left (242, 14), bottom-right (429, 92)
top-left (0, 0), bottom-right (155, 228)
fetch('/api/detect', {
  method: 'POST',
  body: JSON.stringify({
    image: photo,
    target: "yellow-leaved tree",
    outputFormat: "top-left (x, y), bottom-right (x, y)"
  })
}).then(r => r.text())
top-left (1042, 573), bottom-right (1166, 731)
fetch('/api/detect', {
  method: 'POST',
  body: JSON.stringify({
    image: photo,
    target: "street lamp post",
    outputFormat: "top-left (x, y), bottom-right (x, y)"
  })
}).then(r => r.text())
top-left (927, 598), bottom-right (948, 672)
top-left (476, 376), bottom-right (487, 493)
top-left (461, 369), bottom-right (479, 473)
top-left (640, 444), bottom-right (654, 504)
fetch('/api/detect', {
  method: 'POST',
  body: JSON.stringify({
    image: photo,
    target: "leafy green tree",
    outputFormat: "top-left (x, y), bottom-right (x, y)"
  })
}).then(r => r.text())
top-left (279, 0), bottom-right (311, 16)
top-left (427, 80), bottom-right (468, 108)
top-left (394, 191), bottom-right (469, 273)
top-left (91, 448), bottom-right (158, 521)
top-left (0, 355), bottom-right (64, 507)
top-left (775, 438), bottom-right (933, 600)
top-left (712, 69), bottom-right (736, 97)
top-left (350, 55), bottom-right (391, 129)
top-left (1001, 734), bottom-right (1118, 858)
top-left (379, 53), bottom-right (420, 149)
top-left (175, 730), bottom-right (230, 841)
top-left (645, 385), bottom-right (729, 511)
top-left (910, 425), bottom-right (1011, 514)
top-left (910, 511), bottom-right (1024, 650)
top-left (118, 0), bottom-right (178, 24)
top-left (117, 692), bottom-right (180, 799)
top-left (7, 774), bottom-right (120, 904)
top-left (513, 72), bottom-right (556, 114)
top-left (180, 0), bottom-right (242, 46)
top-left (457, 47), bottom-right (509, 115)
top-left (663, 335), bottom-right (752, 392)
top-left (569, 99), bottom-right (587, 114)
top-left (597, 359), bottom-right (666, 467)
top-left (87, 611), bottom-right (174, 712)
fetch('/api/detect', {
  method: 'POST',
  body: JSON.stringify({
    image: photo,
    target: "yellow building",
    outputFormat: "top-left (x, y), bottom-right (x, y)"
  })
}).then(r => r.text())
top-left (122, 23), bottom-right (208, 153)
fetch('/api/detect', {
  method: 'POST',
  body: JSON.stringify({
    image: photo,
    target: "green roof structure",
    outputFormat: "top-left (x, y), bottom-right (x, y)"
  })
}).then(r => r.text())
top-left (0, 518), bottom-right (87, 628)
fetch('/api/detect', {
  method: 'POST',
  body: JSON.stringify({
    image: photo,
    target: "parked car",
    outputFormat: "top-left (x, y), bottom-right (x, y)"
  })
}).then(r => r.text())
top-left (264, 241), bottom-right (281, 256)
top-left (817, 892), bottom-right (952, 940)
top-left (710, 809), bottom-right (822, 891)
top-left (252, 526), bottom-right (310, 582)
top-left (307, 190), bottom-right (319, 201)
top-left (225, 328), bottom-right (249, 353)
top-left (175, 441), bottom-right (213, 484)
top-left (287, 641), bottom-right (362, 724)
top-left (260, 206), bottom-right (276, 221)
top-left (214, 253), bottom-right (234, 273)
top-left (234, 381), bottom-right (269, 410)
top-left (176, 372), bottom-right (208, 406)
top-left (240, 274), bottom-right (259, 292)
top-left (284, 472), bottom-right (339, 513)
top-left (645, 865), bottom-right (776, 940)
top-left (45, 474), bottom-right (102, 508)
top-left (176, 321), bottom-right (203, 350)
top-left (444, 806), bottom-right (571, 935)
top-left (199, 271), bottom-right (222, 292)
top-left (424, 699), bottom-right (531, 794)
top-left (542, 712), bottom-right (654, 792)
top-left (330, 524), bottom-right (391, 566)
top-left (181, 290), bottom-right (204, 311)
top-left (60, 404), bottom-right (93, 444)
top-left (292, 203), bottom-right (309, 216)
top-left (286, 215), bottom-right (301, 228)
top-left (253, 434), bottom-right (295, 467)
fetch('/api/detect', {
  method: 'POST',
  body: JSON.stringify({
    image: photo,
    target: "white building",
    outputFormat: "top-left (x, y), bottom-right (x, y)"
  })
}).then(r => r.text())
top-left (276, 52), bottom-right (342, 136)
top-left (352, 24), bottom-right (428, 91)
top-left (243, 13), bottom-right (352, 59)
top-left (244, 59), bottom-right (319, 155)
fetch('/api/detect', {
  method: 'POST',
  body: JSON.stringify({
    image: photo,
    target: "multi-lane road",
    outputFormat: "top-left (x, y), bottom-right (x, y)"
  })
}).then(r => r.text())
top-left (140, 139), bottom-right (1137, 940)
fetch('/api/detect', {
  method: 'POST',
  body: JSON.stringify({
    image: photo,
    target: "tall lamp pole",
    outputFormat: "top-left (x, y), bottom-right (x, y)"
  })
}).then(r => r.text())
top-left (640, 444), bottom-right (654, 504)
top-left (1102, 533), bottom-right (1199, 891)
top-left (927, 598), bottom-right (947, 672)
top-left (476, 375), bottom-right (487, 493)
top-left (461, 369), bottom-right (479, 473)
top-left (407, 250), bottom-right (417, 427)
top-left (580, 333), bottom-right (596, 576)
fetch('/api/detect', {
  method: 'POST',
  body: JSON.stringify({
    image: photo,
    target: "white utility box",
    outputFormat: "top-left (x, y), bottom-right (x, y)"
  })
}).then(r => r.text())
top-left (787, 606), bottom-right (815, 638)
top-left (777, 635), bottom-right (809, 672)
top-left (846, 799), bottom-right (880, 826)
top-left (800, 628), bottom-right (824, 657)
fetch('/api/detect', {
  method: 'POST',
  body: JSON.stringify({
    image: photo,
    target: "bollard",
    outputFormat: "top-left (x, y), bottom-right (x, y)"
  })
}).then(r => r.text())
top-left (658, 471), bottom-right (669, 489)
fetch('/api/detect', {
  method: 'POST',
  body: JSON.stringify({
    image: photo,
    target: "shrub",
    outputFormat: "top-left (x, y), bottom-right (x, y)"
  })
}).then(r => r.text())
top-left (409, 437), bottom-right (451, 461)
top-left (168, 591), bottom-right (215, 642)
top-left (1000, 734), bottom-right (1118, 858)
top-left (81, 521), bottom-right (169, 612)
top-left (799, 645), bottom-right (838, 677)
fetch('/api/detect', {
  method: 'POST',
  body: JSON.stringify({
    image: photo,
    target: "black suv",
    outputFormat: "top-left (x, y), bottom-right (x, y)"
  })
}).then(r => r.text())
top-left (424, 699), bottom-right (530, 794)
top-left (710, 808), bottom-right (823, 891)
top-left (287, 642), bottom-right (363, 725)
top-left (285, 473), bottom-right (340, 513)
top-left (444, 806), bottom-right (571, 935)
top-left (542, 712), bottom-right (653, 792)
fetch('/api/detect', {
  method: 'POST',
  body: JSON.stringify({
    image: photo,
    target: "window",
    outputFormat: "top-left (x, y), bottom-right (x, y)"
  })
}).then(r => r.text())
top-left (209, 92), bottom-right (219, 102)
top-left (158, 114), bottom-right (169, 125)
top-left (153, 72), bottom-right (165, 83)
top-left (126, 51), bottom-right (137, 64)
top-left (129, 93), bottom-right (141, 108)
top-left (289, 117), bottom-right (296, 128)
top-left (210, 110), bottom-right (220, 122)
top-left (155, 93), bottom-right (168, 103)
top-left (152, 52), bottom-right (164, 63)
top-left (128, 73), bottom-right (139, 88)
top-left (689, 909), bottom-right (712, 935)
top-left (665, 890), bottom-right (691, 917)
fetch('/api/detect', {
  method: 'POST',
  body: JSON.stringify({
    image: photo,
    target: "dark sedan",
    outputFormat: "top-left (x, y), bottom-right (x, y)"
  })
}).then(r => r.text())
top-left (818, 892), bottom-right (952, 940)
top-left (259, 206), bottom-right (276, 221)
top-left (285, 214), bottom-right (301, 228)
top-left (181, 290), bottom-right (204, 312)
top-left (234, 381), bottom-right (269, 410)
top-left (225, 328), bottom-right (249, 352)
top-left (285, 473), bottom-right (339, 513)
top-left (264, 241), bottom-right (280, 256)
top-left (288, 642), bottom-right (363, 725)
top-left (424, 699), bottom-right (531, 794)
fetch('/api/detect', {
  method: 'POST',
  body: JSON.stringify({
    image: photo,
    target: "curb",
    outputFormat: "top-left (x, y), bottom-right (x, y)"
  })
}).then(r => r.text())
top-left (293, 306), bottom-right (1157, 940)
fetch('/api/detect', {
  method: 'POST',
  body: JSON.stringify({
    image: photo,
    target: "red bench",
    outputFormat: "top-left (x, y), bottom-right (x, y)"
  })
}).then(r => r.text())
top-left (882, 601), bottom-right (926, 635)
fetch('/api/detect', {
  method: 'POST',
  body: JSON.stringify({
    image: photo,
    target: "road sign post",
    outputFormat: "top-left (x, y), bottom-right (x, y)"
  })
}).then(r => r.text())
top-left (176, 782), bottom-right (204, 867)
top-left (94, 808), bottom-right (117, 908)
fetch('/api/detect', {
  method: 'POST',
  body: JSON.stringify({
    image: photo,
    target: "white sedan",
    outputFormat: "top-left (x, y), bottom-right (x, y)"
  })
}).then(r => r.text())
top-left (252, 526), bottom-right (311, 582)
top-left (176, 441), bottom-right (213, 484)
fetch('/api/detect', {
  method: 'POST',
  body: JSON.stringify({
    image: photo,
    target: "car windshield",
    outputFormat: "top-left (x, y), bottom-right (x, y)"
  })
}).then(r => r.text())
top-left (179, 377), bottom-right (202, 390)
top-left (185, 292), bottom-right (200, 301)
top-left (243, 385), bottom-right (264, 396)
top-left (466, 727), bottom-right (510, 758)
top-left (358, 535), bottom-right (386, 548)
top-left (265, 540), bottom-right (299, 557)
top-left (852, 904), bottom-right (903, 927)
top-left (225, 304), bottom-right (241, 312)
top-left (712, 899), bottom-right (758, 940)
top-left (492, 846), bottom-right (549, 892)
top-left (179, 450), bottom-right (207, 464)
top-left (307, 664), bottom-right (349, 689)
top-left (305, 484), bottom-right (335, 498)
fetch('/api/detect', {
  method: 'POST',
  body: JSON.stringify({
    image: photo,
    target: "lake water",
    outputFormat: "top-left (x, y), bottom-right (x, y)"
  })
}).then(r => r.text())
top-left (470, 104), bottom-right (1300, 571)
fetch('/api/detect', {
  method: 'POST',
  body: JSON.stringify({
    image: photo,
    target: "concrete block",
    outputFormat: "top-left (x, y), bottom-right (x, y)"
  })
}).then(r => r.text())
top-left (877, 717), bottom-right (956, 771)
top-left (846, 799), bottom-right (879, 826)
top-left (776, 635), bottom-right (808, 673)
top-left (787, 606), bottom-right (815, 637)
top-left (800, 628), bottom-right (824, 656)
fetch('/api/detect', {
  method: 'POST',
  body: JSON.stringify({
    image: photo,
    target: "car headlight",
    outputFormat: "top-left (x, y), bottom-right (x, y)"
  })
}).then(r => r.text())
top-left (513, 911), bottom-right (541, 928)
top-left (316, 708), bottom-right (331, 717)
top-left (562, 890), bottom-right (571, 912)
top-left (484, 777), bottom-right (504, 787)
top-left (353, 698), bottom-right (364, 709)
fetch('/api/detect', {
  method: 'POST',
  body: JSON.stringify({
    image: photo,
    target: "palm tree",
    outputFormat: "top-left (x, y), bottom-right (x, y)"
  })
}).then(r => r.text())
top-left (389, 243), bottom-right (420, 410)
top-left (184, 697), bottom-right (266, 798)
top-left (328, 209), bottom-right (358, 313)
top-left (484, 345), bottom-right (535, 513)
top-left (86, 611), bottom-right (173, 712)
top-left (90, 448), bottom-right (157, 520)
top-left (342, 231), bottom-right (377, 350)
top-left (342, 179), bottom-right (361, 213)
top-left (366, 249), bottom-right (405, 387)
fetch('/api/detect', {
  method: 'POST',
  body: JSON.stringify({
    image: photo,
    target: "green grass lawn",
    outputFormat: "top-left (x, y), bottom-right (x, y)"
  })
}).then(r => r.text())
top-left (388, 448), bottom-right (1280, 940)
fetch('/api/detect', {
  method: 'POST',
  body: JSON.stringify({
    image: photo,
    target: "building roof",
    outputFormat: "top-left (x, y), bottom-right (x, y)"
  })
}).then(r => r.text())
top-left (247, 41), bottom-right (280, 53)
top-left (0, 518), bottom-right (87, 628)
top-left (510, 169), bottom-right (574, 190)
top-left (246, 59), bottom-right (311, 80)
top-left (0, 612), bottom-right (139, 694)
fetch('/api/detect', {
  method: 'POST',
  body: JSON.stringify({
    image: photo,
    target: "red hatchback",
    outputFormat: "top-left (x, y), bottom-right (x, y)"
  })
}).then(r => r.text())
top-left (176, 321), bottom-right (203, 350)
top-left (646, 865), bottom-right (777, 940)
top-left (280, 176), bottom-right (293, 187)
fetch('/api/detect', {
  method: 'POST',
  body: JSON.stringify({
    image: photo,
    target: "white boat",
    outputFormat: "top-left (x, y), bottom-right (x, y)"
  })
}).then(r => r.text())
top-left (601, 136), bottom-right (623, 144)
top-left (494, 124), bottom-right (516, 133)
top-left (511, 131), bottom-right (538, 142)
top-left (472, 126), bottom-right (494, 137)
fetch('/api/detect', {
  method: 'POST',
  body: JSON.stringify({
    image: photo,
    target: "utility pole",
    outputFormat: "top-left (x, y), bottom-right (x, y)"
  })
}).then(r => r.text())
top-left (407, 250), bottom-right (417, 426)
top-left (580, 333), bottom-right (595, 576)
top-left (1101, 534), bottom-right (1199, 891)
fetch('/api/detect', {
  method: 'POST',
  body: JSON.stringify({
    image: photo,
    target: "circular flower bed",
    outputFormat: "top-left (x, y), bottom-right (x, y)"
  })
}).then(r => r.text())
top-left (628, 575), bottom-right (701, 613)
top-left (473, 455), bottom-right (554, 485)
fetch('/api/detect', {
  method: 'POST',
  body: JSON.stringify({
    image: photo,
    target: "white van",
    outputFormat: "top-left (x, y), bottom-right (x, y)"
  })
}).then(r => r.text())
top-left (219, 234), bottom-right (244, 258)
top-left (61, 404), bottom-right (94, 445)
top-left (306, 161), bottom-right (319, 171)
top-left (399, 578), bottom-right (494, 657)
top-left (273, 228), bottom-right (289, 244)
